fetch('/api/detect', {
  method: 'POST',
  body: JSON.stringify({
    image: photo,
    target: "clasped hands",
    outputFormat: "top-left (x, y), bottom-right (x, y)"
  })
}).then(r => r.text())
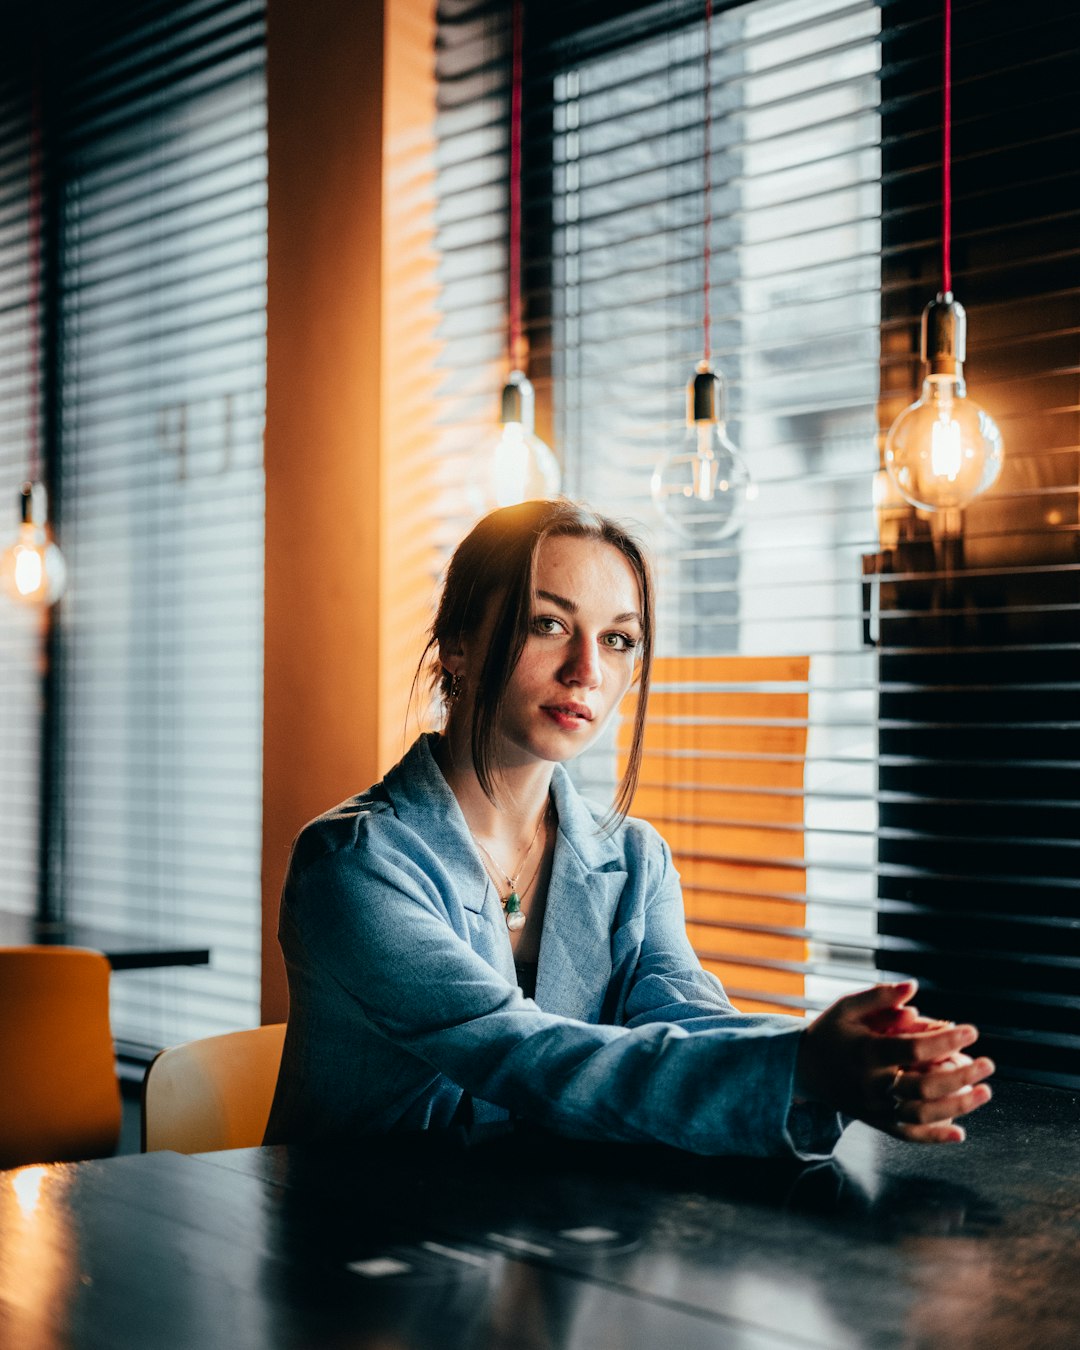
top-left (795, 980), bottom-right (994, 1143)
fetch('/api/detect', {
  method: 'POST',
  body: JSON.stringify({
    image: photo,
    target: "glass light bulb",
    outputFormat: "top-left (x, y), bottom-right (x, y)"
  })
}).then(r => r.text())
top-left (1, 483), bottom-right (67, 607)
top-left (490, 419), bottom-right (561, 507)
top-left (475, 370), bottom-right (561, 510)
top-left (651, 362), bottom-right (753, 541)
top-left (884, 293), bottom-right (1004, 513)
top-left (885, 375), bottom-right (1003, 511)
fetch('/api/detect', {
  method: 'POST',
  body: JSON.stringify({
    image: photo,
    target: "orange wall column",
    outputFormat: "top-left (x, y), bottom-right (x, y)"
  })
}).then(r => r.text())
top-left (262, 0), bottom-right (387, 1022)
top-left (380, 0), bottom-right (442, 771)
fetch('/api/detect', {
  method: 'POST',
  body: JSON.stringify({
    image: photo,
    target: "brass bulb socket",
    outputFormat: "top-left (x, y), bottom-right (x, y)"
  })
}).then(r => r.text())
top-left (500, 369), bottom-right (535, 426)
top-left (687, 363), bottom-right (726, 424)
top-left (922, 292), bottom-right (967, 376)
top-left (18, 481), bottom-right (47, 526)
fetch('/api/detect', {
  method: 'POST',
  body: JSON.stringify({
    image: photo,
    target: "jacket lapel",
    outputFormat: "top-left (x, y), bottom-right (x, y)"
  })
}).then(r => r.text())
top-left (383, 737), bottom-right (628, 1008)
top-left (535, 767), bottom-right (627, 1020)
top-left (382, 735), bottom-right (516, 981)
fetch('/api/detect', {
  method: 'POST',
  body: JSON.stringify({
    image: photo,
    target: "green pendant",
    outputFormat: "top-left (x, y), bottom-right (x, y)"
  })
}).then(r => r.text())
top-left (503, 890), bottom-right (526, 932)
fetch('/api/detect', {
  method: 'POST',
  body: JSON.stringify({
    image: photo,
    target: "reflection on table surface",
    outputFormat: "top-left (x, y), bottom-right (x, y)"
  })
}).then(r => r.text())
top-left (1, 1078), bottom-right (1077, 1349)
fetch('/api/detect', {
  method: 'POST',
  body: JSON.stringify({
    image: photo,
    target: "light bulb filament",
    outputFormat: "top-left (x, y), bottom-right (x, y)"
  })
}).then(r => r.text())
top-left (693, 440), bottom-right (717, 500)
top-left (13, 544), bottom-right (45, 596)
top-left (930, 415), bottom-right (963, 482)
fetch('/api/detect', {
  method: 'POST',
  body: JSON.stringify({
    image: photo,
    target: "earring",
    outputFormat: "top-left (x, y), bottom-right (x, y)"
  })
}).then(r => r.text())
top-left (449, 673), bottom-right (464, 704)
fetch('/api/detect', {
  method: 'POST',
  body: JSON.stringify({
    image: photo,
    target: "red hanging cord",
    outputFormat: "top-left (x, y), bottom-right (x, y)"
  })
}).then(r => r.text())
top-left (27, 66), bottom-right (43, 482)
top-left (508, 0), bottom-right (524, 370)
top-left (942, 0), bottom-right (952, 295)
top-left (702, 0), bottom-right (713, 363)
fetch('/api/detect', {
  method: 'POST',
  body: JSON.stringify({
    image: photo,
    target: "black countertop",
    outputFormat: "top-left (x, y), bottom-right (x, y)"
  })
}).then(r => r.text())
top-left (199, 1076), bottom-right (1079, 1349)
top-left (2, 1078), bottom-right (1076, 1348)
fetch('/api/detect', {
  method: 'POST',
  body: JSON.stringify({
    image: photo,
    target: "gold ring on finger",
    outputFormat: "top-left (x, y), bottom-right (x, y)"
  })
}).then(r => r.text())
top-left (889, 1067), bottom-right (905, 1118)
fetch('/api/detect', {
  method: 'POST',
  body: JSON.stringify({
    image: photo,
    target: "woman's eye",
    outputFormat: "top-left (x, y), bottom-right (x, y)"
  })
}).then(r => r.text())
top-left (531, 616), bottom-right (564, 635)
top-left (602, 632), bottom-right (636, 651)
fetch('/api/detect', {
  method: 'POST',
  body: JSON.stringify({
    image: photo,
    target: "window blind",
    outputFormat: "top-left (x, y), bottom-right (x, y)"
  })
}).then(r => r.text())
top-left (433, 0), bottom-right (884, 1019)
top-left (431, 0), bottom-right (1078, 1087)
top-left (0, 76), bottom-right (42, 918)
top-left (1, 0), bottom-right (268, 1053)
top-left (872, 0), bottom-right (1080, 1087)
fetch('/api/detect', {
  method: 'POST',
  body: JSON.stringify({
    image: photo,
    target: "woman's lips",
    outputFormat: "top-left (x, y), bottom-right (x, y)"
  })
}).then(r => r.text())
top-left (541, 705), bottom-right (593, 730)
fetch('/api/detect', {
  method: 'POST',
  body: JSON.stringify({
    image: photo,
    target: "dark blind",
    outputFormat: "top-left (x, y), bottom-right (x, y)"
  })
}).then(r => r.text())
top-left (872, 0), bottom-right (1080, 1088)
top-left (0, 0), bottom-right (268, 1051)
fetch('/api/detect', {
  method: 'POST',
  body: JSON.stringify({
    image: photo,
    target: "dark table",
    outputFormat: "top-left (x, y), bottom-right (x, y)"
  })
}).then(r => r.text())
top-left (1, 1079), bottom-right (1077, 1349)
top-left (0, 908), bottom-right (210, 971)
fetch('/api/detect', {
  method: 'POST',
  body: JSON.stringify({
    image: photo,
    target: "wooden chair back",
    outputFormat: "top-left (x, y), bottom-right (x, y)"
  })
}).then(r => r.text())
top-left (142, 1022), bottom-right (286, 1154)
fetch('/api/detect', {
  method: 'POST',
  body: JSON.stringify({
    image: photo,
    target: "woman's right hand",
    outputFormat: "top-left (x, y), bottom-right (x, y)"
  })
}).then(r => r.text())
top-left (795, 981), bottom-right (995, 1143)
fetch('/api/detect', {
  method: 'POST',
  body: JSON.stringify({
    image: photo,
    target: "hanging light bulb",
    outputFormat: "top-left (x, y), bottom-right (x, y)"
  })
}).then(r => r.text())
top-left (884, 293), bottom-right (1003, 512)
top-left (481, 1), bottom-right (561, 511)
top-left (486, 369), bottom-right (561, 507)
top-left (652, 361), bottom-right (754, 541)
top-left (1, 481), bottom-right (67, 607)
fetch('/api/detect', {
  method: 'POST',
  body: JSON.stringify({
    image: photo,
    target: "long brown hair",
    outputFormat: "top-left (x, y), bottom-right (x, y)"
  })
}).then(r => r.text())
top-left (415, 499), bottom-right (654, 821)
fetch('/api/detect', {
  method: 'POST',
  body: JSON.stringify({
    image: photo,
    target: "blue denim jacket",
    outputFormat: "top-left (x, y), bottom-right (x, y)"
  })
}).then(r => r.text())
top-left (266, 733), bottom-right (844, 1158)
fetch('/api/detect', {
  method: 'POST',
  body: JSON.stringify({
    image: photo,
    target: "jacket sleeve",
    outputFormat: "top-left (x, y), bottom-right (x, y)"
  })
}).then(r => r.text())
top-left (284, 815), bottom-right (843, 1160)
top-left (612, 823), bottom-right (847, 1155)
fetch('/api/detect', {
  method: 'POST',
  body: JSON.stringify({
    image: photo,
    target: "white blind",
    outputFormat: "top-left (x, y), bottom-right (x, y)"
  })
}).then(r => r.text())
top-left (49, 0), bottom-right (266, 1049)
top-left (552, 0), bottom-right (883, 1017)
top-left (432, 0), bottom-right (883, 1018)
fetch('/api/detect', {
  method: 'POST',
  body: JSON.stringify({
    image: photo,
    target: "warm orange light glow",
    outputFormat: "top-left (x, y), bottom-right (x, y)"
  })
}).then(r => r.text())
top-left (380, 0), bottom-right (446, 768)
top-left (11, 1165), bottom-right (47, 1218)
top-left (1, 1164), bottom-right (77, 1340)
top-left (1, 521), bottom-right (66, 607)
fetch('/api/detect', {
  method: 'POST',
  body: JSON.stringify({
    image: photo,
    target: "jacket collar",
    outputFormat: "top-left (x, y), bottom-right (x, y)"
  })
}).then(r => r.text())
top-left (382, 734), bottom-right (627, 1017)
top-left (383, 732), bottom-right (623, 871)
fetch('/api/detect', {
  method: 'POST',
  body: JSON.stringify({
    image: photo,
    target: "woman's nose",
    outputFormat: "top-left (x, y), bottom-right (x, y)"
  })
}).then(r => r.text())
top-left (560, 636), bottom-right (601, 688)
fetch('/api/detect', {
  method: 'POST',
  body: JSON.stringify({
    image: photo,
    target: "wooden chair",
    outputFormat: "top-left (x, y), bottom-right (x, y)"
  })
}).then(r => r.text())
top-left (0, 946), bottom-right (122, 1169)
top-left (620, 655), bottom-right (810, 1014)
top-left (141, 1023), bottom-right (286, 1153)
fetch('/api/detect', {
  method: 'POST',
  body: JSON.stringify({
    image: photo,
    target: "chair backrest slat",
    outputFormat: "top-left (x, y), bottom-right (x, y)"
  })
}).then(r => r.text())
top-left (142, 1023), bottom-right (286, 1154)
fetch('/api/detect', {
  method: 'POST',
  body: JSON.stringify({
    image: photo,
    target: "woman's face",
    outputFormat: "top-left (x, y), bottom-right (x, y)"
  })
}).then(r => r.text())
top-left (464, 534), bottom-right (644, 770)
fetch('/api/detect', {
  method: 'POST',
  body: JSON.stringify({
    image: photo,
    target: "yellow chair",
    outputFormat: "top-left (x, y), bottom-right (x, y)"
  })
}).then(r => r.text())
top-left (0, 946), bottom-right (122, 1170)
top-left (141, 1022), bottom-right (286, 1153)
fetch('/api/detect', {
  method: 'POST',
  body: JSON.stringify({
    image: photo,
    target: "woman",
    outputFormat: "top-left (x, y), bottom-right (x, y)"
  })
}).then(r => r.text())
top-left (266, 499), bottom-right (993, 1156)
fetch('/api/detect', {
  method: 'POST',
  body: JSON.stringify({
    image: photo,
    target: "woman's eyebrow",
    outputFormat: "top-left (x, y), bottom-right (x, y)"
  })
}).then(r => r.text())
top-left (535, 588), bottom-right (642, 627)
top-left (536, 588), bottom-right (577, 613)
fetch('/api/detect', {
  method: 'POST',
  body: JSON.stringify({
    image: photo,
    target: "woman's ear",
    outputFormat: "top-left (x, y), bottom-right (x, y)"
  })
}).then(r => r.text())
top-left (437, 636), bottom-right (465, 679)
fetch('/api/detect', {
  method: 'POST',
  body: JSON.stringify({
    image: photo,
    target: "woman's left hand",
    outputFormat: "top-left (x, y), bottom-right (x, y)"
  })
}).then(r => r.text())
top-left (796, 981), bottom-right (995, 1143)
top-left (880, 1050), bottom-right (994, 1142)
